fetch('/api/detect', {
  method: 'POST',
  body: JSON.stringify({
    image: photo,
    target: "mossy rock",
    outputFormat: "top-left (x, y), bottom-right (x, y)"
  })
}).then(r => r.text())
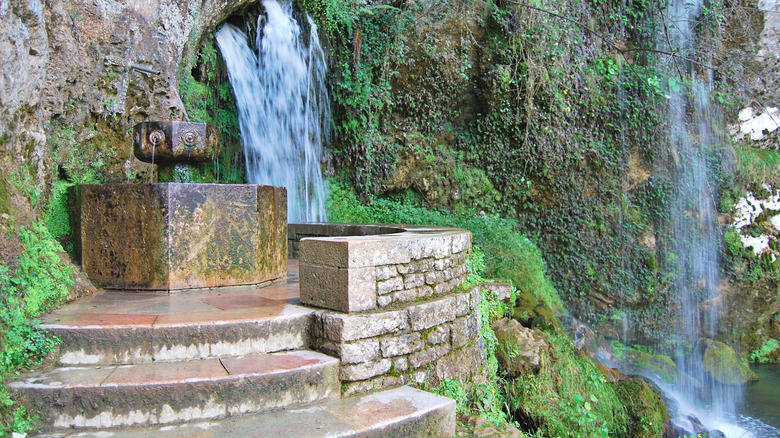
top-left (512, 289), bottom-right (561, 332)
top-left (611, 342), bottom-right (678, 384)
top-left (611, 376), bottom-right (669, 438)
top-left (701, 339), bottom-right (758, 385)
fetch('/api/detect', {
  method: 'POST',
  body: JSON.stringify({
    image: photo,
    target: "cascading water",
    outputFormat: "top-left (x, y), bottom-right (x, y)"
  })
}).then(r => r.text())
top-left (216, 0), bottom-right (329, 223)
top-left (658, 0), bottom-right (751, 434)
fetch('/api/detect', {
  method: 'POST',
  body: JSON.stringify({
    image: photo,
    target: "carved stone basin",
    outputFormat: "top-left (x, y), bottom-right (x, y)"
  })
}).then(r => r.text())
top-left (74, 183), bottom-right (287, 290)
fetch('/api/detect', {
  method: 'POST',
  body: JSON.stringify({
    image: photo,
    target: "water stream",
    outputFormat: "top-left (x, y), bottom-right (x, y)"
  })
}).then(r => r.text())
top-left (652, 0), bottom-right (772, 434)
top-left (216, 0), bottom-right (329, 223)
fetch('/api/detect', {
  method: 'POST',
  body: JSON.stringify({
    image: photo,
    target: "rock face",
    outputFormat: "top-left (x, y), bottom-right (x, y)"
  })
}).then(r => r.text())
top-left (0, 0), bottom-right (257, 274)
top-left (491, 318), bottom-right (548, 376)
top-left (0, 0), bottom-right (251, 214)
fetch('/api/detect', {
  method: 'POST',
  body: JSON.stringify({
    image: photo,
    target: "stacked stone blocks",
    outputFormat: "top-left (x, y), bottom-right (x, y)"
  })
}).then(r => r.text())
top-left (299, 227), bottom-right (471, 313)
top-left (295, 226), bottom-right (485, 395)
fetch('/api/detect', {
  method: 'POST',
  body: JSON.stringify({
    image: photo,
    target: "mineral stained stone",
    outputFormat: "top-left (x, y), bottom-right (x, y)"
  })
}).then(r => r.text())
top-left (76, 183), bottom-right (287, 290)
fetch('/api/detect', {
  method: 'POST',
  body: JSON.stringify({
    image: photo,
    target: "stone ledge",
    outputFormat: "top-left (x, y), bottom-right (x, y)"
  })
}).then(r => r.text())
top-left (295, 225), bottom-right (471, 313)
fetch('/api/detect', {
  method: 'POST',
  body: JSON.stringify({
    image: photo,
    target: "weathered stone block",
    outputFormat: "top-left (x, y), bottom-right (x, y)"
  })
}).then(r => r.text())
top-left (340, 359), bottom-right (392, 381)
top-left (377, 276), bottom-right (404, 295)
top-left (470, 287), bottom-right (480, 310)
top-left (433, 259), bottom-right (450, 271)
top-left (425, 271), bottom-right (443, 286)
top-left (321, 311), bottom-right (409, 342)
top-left (393, 357), bottom-right (409, 373)
top-left (298, 239), bottom-right (351, 268)
top-left (455, 293), bottom-right (471, 317)
top-left (481, 282), bottom-right (513, 301)
top-left (341, 339), bottom-right (380, 364)
top-left (376, 265), bottom-right (399, 281)
top-left (434, 342), bottom-right (486, 383)
top-left (299, 265), bottom-right (377, 313)
top-left (451, 311), bottom-right (481, 349)
top-left (78, 183), bottom-right (287, 290)
top-left (425, 326), bottom-right (450, 345)
top-left (381, 333), bottom-right (423, 357)
top-left (433, 282), bottom-right (451, 295)
top-left (410, 344), bottom-right (451, 369)
top-left (409, 297), bottom-right (458, 331)
top-left (391, 289), bottom-right (419, 305)
top-left (452, 232), bottom-right (471, 254)
top-left (403, 273), bottom-right (426, 289)
top-left (397, 258), bottom-right (433, 275)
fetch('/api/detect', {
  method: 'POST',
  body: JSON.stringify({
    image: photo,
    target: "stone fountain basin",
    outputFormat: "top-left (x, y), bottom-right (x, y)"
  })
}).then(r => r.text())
top-left (73, 183), bottom-right (287, 290)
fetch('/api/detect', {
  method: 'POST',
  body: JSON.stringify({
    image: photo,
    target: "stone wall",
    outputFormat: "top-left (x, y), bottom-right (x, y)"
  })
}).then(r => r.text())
top-left (312, 287), bottom-right (485, 396)
top-left (292, 224), bottom-right (485, 396)
top-left (297, 226), bottom-right (471, 313)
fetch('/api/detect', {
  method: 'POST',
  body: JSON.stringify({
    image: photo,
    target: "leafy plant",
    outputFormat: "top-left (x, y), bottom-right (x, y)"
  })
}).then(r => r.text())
top-left (0, 221), bottom-right (73, 435)
top-left (750, 338), bottom-right (779, 363)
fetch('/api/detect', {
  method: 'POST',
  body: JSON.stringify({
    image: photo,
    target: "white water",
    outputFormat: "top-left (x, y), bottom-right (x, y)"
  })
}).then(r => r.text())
top-left (659, 0), bottom-right (749, 434)
top-left (216, 0), bottom-right (329, 223)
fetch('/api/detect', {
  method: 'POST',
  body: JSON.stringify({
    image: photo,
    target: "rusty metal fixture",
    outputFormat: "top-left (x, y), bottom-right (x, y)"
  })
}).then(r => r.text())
top-left (133, 121), bottom-right (220, 165)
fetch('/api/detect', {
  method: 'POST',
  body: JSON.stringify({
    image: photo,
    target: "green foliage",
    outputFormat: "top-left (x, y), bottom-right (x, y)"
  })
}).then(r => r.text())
top-left (724, 228), bottom-right (746, 258)
top-left (326, 180), bottom-right (563, 312)
top-left (10, 165), bottom-right (40, 208)
top-left (735, 145), bottom-right (780, 188)
top-left (44, 180), bottom-right (75, 251)
top-left (48, 123), bottom-right (105, 185)
top-left (750, 338), bottom-right (779, 364)
top-left (1, 386), bottom-right (36, 438)
top-left (299, 0), bottom-right (355, 37)
top-left (507, 332), bottom-right (628, 437)
top-left (1, 221), bottom-right (73, 434)
top-left (428, 378), bottom-right (469, 416)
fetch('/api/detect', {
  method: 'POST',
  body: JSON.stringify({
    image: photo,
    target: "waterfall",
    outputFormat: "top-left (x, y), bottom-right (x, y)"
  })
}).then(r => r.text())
top-left (659, 0), bottom-right (747, 434)
top-left (216, 0), bottom-right (329, 223)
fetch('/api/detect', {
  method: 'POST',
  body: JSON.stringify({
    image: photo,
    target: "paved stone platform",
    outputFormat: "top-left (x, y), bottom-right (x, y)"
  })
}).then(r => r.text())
top-left (35, 386), bottom-right (455, 438)
top-left (10, 259), bottom-right (457, 436)
top-left (41, 261), bottom-right (313, 365)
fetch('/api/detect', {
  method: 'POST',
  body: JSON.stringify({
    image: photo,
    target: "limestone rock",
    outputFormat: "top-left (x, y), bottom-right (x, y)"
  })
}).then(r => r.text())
top-left (701, 338), bottom-right (758, 385)
top-left (491, 318), bottom-right (548, 376)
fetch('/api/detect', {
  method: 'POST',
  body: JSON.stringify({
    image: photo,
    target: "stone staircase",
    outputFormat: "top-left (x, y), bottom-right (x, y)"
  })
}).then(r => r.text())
top-left (8, 262), bottom-right (455, 437)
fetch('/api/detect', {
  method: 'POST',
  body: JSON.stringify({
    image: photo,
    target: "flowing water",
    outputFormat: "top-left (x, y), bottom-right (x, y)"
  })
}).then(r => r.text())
top-left (653, 0), bottom-right (779, 435)
top-left (216, 0), bottom-right (329, 223)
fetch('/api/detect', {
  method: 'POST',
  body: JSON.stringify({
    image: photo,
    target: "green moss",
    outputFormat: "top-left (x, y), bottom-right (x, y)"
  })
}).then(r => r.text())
top-left (507, 332), bottom-right (629, 437)
top-left (735, 146), bottom-right (780, 187)
top-left (611, 342), bottom-right (679, 384)
top-left (702, 339), bottom-right (758, 385)
top-left (512, 289), bottom-right (561, 333)
top-left (0, 175), bottom-right (10, 215)
top-left (611, 376), bottom-right (668, 438)
top-left (44, 180), bottom-right (75, 252)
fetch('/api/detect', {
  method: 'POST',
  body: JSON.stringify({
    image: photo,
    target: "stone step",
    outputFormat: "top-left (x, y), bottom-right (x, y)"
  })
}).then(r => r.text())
top-left (39, 282), bottom-right (314, 365)
top-left (9, 350), bottom-right (339, 431)
top-left (35, 386), bottom-right (456, 438)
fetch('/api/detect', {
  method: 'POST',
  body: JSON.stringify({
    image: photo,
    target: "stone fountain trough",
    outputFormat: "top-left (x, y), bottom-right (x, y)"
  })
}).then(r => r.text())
top-left (73, 121), bottom-right (287, 290)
